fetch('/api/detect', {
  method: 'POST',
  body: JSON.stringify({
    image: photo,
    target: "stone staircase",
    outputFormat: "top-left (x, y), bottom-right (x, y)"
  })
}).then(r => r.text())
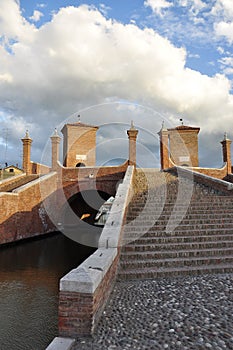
top-left (118, 169), bottom-right (233, 280)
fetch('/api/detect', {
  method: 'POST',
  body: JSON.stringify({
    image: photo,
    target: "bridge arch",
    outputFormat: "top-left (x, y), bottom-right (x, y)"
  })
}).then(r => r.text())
top-left (60, 189), bottom-right (112, 247)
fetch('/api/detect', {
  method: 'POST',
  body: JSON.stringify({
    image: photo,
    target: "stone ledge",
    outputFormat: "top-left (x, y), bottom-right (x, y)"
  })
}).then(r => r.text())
top-left (175, 166), bottom-right (233, 191)
top-left (60, 247), bottom-right (117, 293)
top-left (13, 172), bottom-right (57, 193)
top-left (98, 166), bottom-right (134, 249)
top-left (45, 337), bottom-right (75, 350)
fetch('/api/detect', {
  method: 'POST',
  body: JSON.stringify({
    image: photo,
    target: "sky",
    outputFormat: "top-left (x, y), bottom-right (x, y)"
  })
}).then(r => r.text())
top-left (0, 0), bottom-right (233, 168)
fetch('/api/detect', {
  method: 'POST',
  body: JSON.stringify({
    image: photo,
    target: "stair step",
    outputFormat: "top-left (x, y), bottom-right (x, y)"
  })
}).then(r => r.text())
top-left (122, 240), bottom-right (233, 252)
top-left (120, 255), bottom-right (233, 269)
top-left (117, 263), bottom-right (233, 280)
top-left (119, 169), bottom-right (233, 281)
top-left (125, 234), bottom-right (233, 245)
top-left (121, 247), bottom-right (233, 259)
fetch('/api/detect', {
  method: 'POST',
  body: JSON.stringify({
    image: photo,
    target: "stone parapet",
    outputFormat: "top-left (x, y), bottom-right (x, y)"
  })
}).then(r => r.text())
top-left (170, 166), bottom-right (233, 193)
top-left (58, 166), bottom-right (135, 337)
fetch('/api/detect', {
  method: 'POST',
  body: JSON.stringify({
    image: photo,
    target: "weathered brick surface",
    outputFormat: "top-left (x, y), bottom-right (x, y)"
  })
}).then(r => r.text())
top-left (0, 173), bottom-right (57, 244)
top-left (61, 124), bottom-right (98, 167)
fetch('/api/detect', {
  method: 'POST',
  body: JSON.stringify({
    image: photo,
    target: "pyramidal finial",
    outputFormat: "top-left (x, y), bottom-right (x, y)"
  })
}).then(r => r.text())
top-left (130, 120), bottom-right (135, 130)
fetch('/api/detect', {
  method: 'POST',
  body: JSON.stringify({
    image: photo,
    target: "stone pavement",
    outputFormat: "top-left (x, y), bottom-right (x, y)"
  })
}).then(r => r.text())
top-left (72, 274), bottom-right (233, 350)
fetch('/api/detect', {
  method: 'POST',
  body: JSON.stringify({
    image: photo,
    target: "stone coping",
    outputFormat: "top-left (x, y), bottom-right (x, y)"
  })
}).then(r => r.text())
top-left (45, 337), bottom-right (75, 350)
top-left (0, 172), bottom-right (26, 185)
top-left (60, 247), bottom-right (118, 293)
top-left (12, 172), bottom-right (57, 193)
top-left (176, 166), bottom-right (233, 191)
top-left (60, 165), bottom-right (134, 294)
top-left (98, 165), bottom-right (134, 248)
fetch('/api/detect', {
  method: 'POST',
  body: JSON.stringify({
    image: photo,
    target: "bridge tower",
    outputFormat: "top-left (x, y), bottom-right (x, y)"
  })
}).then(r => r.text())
top-left (21, 130), bottom-right (32, 174)
top-left (61, 121), bottom-right (99, 167)
top-left (159, 122), bottom-right (200, 169)
top-left (127, 121), bottom-right (138, 167)
top-left (221, 133), bottom-right (232, 174)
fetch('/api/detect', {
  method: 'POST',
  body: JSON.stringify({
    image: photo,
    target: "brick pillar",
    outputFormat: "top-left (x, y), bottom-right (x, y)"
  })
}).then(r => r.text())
top-left (158, 125), bottom-right (169, 170)
top-left (21, 130), bottom-right (32, 175)
top-left (50, 128), bottom-right (61, 170)
top-left (127, 121), bottom-right (138, 167)
top-left (221, 133), bottom-right (232, 174)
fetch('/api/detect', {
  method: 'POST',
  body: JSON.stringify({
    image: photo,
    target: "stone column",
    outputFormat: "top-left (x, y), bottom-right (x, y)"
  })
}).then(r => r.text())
top-left (127, 121), bottom-right (138, 167)
top-left (21, 130), bottom-right (32, 175)
top-left (50, 128), bottom-right (61, 170)
top-left (221, 133), bottom-right (232, 174)
top-left (158, 124), bottom-right (169, 170)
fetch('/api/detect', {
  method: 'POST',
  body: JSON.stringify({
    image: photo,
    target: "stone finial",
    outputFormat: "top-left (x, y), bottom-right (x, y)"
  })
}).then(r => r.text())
top-left (130, 120), bottom-right (135, 130)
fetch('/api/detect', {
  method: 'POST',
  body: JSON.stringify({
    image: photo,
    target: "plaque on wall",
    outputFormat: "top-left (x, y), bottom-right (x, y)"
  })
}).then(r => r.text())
top-left (76, 155), bottom-right (87, 160)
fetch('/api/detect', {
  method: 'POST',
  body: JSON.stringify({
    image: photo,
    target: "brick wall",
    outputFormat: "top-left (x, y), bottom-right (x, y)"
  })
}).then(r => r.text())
top-left (189, 164), bottom-right (228, 179)
top-left (0, 173), bottom-right (57, 244)
top-left (31, 162), bottom-right (51, 175)
top-left (169, 129), bottom-right (199, 167)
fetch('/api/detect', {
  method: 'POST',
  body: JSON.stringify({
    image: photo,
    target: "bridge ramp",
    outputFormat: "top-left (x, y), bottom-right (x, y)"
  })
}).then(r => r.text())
top-left (118, 169), bottom-right (233, 280)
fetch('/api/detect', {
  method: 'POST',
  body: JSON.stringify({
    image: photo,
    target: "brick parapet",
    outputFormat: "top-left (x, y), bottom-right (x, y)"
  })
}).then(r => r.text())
top-left (31, 162), bottom-right (51, 175)
top-left (0, 172), bottom-right (57, 244)
top-left (169, 166), bottom-right (233, 194)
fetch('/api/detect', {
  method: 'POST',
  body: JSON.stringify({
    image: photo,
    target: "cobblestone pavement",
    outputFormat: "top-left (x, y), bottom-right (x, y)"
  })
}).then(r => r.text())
top-left (72, 274), bottom-right (233, 350)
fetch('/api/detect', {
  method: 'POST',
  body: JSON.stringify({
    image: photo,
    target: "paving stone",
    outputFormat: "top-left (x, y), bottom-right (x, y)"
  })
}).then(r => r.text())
top-left (72, 273), bottom-right (233, 350)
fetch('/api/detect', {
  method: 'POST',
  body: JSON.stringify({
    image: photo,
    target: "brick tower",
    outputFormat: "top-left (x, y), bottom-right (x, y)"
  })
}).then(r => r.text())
top-left (159, 121), bottom-right (200, 169)
top-left (221, 133), bottom-right (232, 174)
top-left (127, 121), bottom-right (139, 167)
top-left (50, 128), bottom-right (61, 170)
top-left (21, 130), bottom-right (32, 174)
top-left (61, 121), bottom-right (99, 167)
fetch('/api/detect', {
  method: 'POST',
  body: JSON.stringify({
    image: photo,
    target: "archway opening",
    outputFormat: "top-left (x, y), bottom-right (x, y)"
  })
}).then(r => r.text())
top-left (76, 162), bottom-right (86, 167)
top-left (68, 190), bottom-right (111, 225)
top-left (61, 190), bottom-right (112, 247)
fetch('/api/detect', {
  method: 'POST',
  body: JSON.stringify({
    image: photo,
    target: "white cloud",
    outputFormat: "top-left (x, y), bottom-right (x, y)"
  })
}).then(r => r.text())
top-left (215, 0), bottom-right (233, 19)
top-left (215, 21), bottom-right (233, 43)
top-left (0, 0), bottom-right (36, 42)
top-left (0, 1), bottom-right (233, 165)
top-left (144, 0), bottom-right (172, 16)
top-left (30, 10), bottom-right (43, 22)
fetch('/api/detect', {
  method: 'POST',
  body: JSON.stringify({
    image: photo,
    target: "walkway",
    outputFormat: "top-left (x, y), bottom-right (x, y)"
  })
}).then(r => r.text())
top-left (73, 273), bottom-right (233, 350)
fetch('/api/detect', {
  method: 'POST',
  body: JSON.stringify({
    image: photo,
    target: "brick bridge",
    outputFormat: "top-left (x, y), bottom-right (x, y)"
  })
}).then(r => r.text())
top-left (1, 120), bottom-right (233, 348)
top-left (0, 161), bottom-right (128, 245)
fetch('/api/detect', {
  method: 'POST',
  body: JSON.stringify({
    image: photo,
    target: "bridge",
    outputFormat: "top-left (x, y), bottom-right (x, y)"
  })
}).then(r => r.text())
top-left (1, 120), bottom-right (233, 348)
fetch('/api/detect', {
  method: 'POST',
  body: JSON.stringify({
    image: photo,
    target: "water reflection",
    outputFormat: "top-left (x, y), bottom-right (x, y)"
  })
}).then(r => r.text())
top-left (0, 233), bottom-right (95, 350)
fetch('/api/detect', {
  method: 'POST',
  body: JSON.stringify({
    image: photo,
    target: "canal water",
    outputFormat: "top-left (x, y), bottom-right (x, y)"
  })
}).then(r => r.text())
top-left (0, 233), bottom-right (95, 350)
